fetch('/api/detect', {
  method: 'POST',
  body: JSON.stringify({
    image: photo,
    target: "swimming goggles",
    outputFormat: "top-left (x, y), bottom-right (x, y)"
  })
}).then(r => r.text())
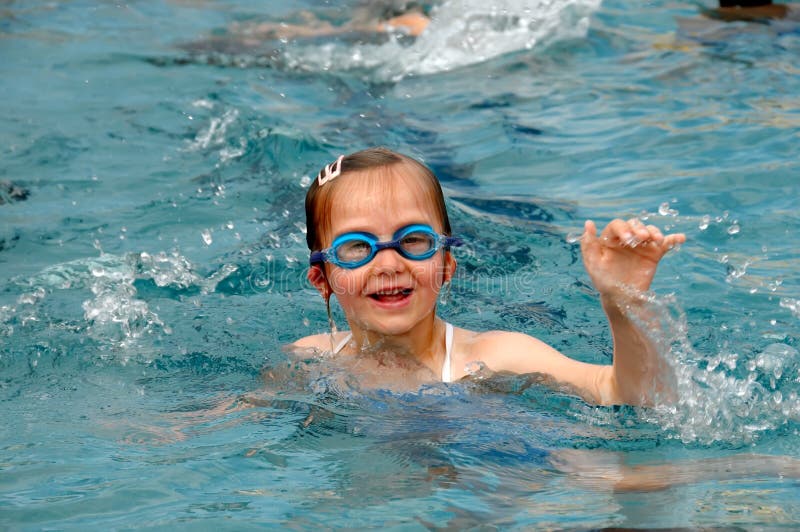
top-left (309, 224), bottom-right (463, 269)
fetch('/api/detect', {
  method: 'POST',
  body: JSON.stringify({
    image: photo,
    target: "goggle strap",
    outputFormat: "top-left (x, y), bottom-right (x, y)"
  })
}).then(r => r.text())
top-left (444, 236), bottom-right (464, 248)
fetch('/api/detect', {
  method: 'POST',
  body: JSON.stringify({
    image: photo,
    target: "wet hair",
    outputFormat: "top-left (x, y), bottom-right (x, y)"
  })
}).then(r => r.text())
top-left (305, 147), bottom-right (452, 251)
top-left (718, 0), bottom-right (772, 6)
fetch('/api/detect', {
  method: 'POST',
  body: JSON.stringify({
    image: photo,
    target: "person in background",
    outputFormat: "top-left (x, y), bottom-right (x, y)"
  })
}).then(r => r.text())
top-left (229, 1), bottom-right (432, 43)
top-left (705, 0), bottom-right (800, 21)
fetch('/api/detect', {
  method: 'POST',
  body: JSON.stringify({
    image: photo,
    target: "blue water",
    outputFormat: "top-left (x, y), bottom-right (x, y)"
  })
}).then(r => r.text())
top-left (2, 0), bottom-right (800, 529)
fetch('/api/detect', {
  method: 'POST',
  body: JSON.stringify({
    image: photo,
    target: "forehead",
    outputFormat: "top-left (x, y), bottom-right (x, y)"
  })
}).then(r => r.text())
top-left (326, 166), bottom-right (443, 237)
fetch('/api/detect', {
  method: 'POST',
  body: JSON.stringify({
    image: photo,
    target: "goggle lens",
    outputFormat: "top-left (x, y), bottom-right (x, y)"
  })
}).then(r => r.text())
top-left (335, 238), bottom-right (374, 264)
top-left (398, 230), bottom-right (437, 258)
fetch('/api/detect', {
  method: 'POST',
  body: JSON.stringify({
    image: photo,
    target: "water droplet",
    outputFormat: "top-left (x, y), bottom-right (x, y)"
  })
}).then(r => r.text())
top-left (565, 232), bottom-right (582, 244)
top-left (658, 202), bottom-right (678, 216)
top-left (464, 361), bottom-right (487, 376)
top-left (698, 215), bottom-right (710, 231)
top-left (727, 224), bottom-right (740, 235)
top-left (201, 229), bottom-right (213, 246)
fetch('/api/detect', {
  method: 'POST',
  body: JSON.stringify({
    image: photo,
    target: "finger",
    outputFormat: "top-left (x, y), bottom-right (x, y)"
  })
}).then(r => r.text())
top-left (663, 233), bottom-right (686, 250)
top-left (613, 218), bottom-right (644, 246)
top-left (580, 219), bottom-right (598, 250)
top-left (645, 224), bottom-right (665, 245)
top-left (602, 218), bottom-right (634, 244)
top-left (583, 219), bottom-right (597, 238)
top-left (629, 218), bottom-right (662, 243)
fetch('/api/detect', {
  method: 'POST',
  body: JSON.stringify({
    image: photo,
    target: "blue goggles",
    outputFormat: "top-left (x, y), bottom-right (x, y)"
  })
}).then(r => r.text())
top-left (309, 224), bottom-right (463, 269)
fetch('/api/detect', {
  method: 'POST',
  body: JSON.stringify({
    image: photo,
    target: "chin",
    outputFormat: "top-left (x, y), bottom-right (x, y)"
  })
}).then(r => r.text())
top-left (367, 321), bottom-right (415, 337)
top-left (358, 314), bottom-right (427, 338)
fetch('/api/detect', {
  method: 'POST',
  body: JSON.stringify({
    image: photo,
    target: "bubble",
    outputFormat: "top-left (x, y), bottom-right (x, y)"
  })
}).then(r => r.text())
top-left (698, 214), bottom-right (711, 231)
top-left (727, 224), bottom-right (740, 235)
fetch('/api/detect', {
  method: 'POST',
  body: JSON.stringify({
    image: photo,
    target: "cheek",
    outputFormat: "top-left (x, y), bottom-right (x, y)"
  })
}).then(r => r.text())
top-left (325, 268), bottom-right (361, 295)
top-left (414, 259), bottom-right (446, 291)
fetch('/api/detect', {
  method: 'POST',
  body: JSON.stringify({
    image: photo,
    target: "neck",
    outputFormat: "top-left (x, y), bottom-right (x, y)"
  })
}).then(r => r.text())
top-left (348, 314), bottom-right (445, 375)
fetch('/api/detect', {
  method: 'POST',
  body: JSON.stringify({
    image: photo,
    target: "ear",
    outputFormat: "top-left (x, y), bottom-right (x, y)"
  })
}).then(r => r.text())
top-left (442, 252), bottom-right (457, 284)
top-left (307, 265), bottom-right (331, 300)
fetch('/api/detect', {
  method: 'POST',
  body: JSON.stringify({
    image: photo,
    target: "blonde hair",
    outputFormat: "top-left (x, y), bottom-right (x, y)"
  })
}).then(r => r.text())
top-left (305, 147), bottom-right (452, 251)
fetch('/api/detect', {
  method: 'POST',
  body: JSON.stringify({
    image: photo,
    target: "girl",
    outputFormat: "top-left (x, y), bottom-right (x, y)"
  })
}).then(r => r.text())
top-left (292, 147), bottom-right (686, 405)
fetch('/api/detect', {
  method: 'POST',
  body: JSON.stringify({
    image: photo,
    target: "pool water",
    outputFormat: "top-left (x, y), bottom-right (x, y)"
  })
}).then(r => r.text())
top-left (2, 0), bottom-right (800, 529)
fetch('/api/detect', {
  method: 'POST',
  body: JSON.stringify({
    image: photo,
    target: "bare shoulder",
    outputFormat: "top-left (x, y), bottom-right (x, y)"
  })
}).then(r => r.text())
top-left (451, 326), bottom-right (610, 402)
top-left (452, 328), bottom-right (568, 376)
top-left (465, 329), bottom-right (563, 358)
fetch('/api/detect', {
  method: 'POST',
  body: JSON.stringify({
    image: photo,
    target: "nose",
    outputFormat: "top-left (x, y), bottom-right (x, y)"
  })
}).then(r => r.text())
top-left (369, 246), bottom-right (406, 274)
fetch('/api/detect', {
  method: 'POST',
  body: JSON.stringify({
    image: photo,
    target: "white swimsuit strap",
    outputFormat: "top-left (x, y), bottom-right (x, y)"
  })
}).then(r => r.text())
top-left (332, 332), bottom-right (352, 354)
top-left (442, 322), bottom-right (454, 383)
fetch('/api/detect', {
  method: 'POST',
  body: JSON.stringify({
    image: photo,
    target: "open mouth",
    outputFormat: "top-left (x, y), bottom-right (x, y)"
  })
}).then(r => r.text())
top-left (368, 288), bottom-right (413, 303)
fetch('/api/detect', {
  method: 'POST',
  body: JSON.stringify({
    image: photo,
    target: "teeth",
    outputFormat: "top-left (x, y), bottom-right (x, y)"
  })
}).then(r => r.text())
top-left (374, 288), bottom-right (409, 296)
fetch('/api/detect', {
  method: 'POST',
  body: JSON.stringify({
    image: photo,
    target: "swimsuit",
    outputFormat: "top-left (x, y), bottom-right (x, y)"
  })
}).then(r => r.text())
top-left (332, 322), bottom-right (455, 383)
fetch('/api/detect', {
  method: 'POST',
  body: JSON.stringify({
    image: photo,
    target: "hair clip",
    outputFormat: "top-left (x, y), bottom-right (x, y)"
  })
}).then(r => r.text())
top-left (317, 155), bottom-right (344, 186)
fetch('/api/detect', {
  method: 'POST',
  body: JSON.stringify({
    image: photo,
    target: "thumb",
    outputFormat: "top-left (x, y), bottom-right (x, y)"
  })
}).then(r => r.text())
top-left (580, 219), bottom-right (598, 250)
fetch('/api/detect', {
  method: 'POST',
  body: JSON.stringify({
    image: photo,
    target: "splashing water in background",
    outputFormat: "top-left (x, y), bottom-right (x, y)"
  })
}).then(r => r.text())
top-left (2, 252), bottom-right (241, 357)
top-left (282, 0), bottom-right (602, 80)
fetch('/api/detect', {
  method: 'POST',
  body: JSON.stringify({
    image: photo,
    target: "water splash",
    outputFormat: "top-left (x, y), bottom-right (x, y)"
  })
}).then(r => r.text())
top-left (134, 251), bottom-right (203, 289)
top-left (82, 261), bottom-right (167, 350)
top-left (186, 108), bottom-right (239, 152)
top-left (631, 293), bottom-right (800, 445)
top-left (282, 0), bottom-right (601, 80)
top-left (4, 251), bottom-right (239, 354)
top-left (780, 297), bottom-right (800, 319)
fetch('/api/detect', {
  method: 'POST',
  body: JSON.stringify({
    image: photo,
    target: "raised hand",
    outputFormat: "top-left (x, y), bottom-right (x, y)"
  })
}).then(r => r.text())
top-left (580, 218), bottom-right (685, 297)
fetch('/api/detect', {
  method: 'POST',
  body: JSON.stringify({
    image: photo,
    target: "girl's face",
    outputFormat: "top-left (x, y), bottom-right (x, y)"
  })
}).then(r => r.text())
top-left (310, 171), bottom-right (455, 339)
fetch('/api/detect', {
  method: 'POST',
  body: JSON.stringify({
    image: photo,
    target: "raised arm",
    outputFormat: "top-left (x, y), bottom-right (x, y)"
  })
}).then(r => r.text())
top-left (579, 218), bottom-right (685, 404)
